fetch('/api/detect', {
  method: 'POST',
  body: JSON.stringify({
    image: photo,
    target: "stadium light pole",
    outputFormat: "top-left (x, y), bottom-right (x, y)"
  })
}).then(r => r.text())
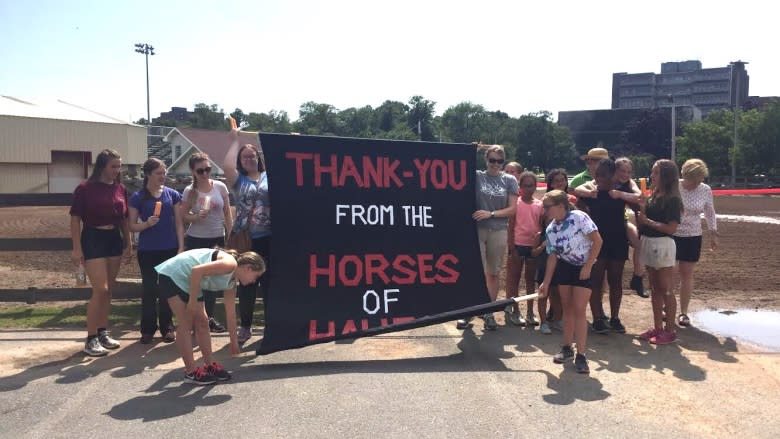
top-left (667, 94), bottom-right (676, 164)
top-left (134, 43), bottom-right (155, 125)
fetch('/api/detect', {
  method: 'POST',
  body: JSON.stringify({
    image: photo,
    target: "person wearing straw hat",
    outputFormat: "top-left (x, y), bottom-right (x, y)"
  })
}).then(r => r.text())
top-left (570, 147), bottom-right (610, 189)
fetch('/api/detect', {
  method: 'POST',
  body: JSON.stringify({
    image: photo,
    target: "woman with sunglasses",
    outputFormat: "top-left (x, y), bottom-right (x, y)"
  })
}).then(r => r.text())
top-left (224, 129), bottom-right (270, 345)
top-left (128, 158), bottom-right (185, 344)
top-left (456, 144), bottom-right (518, 331)
top-left (538, 190), bottom-right (602, 374)
top-left (181, 152), bottom-right (234, 333)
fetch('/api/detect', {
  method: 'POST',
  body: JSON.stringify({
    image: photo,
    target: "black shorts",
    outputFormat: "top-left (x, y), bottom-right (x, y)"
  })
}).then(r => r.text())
top-left (551, 258), bottom-right (591, 289)
top-left (157, 274), bottom-right (205, 303)
top-left (514, 245), bottom-right (534, 259)
top-left (81, 227), bottom-right (123, 260)
top-left (674, 235), bottom-right (702, 262)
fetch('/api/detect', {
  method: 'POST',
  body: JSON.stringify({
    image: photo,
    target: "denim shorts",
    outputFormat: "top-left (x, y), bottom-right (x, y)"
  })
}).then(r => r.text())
top-left (81, 227), bottom-right (123, 260)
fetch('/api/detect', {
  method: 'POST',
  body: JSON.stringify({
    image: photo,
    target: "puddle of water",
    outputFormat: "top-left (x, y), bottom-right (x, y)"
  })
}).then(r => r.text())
top-left (714, 214), bottom-right (780, 225)
top-left (692, 309), bottom-right (780, 351)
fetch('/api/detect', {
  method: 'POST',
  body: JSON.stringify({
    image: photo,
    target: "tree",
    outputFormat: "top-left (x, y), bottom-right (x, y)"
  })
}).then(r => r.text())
top-left (375, 100), bottom-right (409, 133)
top-left (339, 106), bottom-right (376, 138)
top-left (229, 108), bottom-right (247, 126)
top-left (406, 96), bottom-right (436, 141)
top-left (294, 102), bottom-right (343, 135)
top-left (189, 103), bottom-right (227, 130)
top-left (246, 110), bottom-right (292, 133)
top-left (440, 102), bottom-right (488, 143)
top-left (513, 111), bottom-right (576, 172)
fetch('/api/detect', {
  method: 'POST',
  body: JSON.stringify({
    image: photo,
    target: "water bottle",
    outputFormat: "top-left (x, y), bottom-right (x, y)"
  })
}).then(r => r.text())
top-left (76, 262), bottom-right (87, 287)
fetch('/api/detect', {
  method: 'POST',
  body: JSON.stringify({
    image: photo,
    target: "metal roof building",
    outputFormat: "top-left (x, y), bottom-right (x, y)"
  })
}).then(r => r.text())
top-left (0, 96), bottom-right (147, 193)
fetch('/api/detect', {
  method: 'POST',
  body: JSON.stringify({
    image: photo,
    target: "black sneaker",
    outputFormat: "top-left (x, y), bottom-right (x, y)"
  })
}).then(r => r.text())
top-left (553, 345), bottom-right (575, 364)
top-left (575, 353), bottom-right (590, 374)
top-left (206, 362), bottom-right (232, 381)
top-left (591, 317), bottom-right (610, 334)
top-left (610, 317), bottom-right (626, 333)
top-left (184, 366), bottom-right (217, 385)
top-left (209, 318), bottom-right (226, 333)
top-left (631, 274), bottom-right (649, 298)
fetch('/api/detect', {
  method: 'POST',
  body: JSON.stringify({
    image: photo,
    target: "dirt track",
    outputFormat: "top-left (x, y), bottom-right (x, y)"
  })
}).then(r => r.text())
top-left (1, 196), bottom-right (779, 311)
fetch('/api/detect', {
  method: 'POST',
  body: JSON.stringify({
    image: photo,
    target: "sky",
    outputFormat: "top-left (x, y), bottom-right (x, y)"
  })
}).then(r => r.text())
top-left (1, 0), bottom-right (776, 123)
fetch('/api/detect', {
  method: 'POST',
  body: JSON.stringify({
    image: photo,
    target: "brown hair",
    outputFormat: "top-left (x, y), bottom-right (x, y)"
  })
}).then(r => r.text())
top-left (140, 158), bottom-right (166, 201)
top-left (237, 144), bottom-right (266, 175)
top-left (187, 152), bottom-right (211, 207)
top-left (221, 248), bottom-right (266, 273)
top-left (543, 189), bottom-right (573, 213)
top-left (653, 159), bottom-right (681, 199)
top-left (89, 149), bottom-right (122, 183)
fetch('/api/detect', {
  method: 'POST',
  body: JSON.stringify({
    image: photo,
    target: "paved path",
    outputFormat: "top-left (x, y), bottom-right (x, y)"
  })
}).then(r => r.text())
top-left (2, 322), bottom-right (779, 438)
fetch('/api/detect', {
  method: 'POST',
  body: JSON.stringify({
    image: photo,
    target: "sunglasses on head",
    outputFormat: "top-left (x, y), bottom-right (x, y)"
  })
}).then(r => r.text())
top-left (195, 167), bottom-right (212, 175)
top-left (488, 158), bottom-right (505, 165)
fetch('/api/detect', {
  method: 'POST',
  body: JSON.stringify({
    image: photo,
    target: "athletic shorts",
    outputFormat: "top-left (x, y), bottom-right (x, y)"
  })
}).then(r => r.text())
top-left (674, 235), bottom-right (702, 263)
top-left (157, 274), bottom-right (205, 303)
top-left (640, 236), bottom-right (676, 269)
top-left (478, 227), bottom-right (507, 275)
top-left (81, 227), bottom-right (123, 260)
top-left (551, 258), bottom-right (591, 289)
top-left (514, 245), bottom-right (534, 259)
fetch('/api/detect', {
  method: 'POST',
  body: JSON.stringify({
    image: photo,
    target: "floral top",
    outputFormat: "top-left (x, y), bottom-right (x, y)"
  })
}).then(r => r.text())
top-left (232, 172), bottom-right (270, 239)
top-left (544, 210), bottom-right (598, 266)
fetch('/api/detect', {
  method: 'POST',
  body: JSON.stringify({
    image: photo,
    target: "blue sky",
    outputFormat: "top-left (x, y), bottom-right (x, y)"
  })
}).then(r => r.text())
top-left (1, 0), bottom-right (775, 123)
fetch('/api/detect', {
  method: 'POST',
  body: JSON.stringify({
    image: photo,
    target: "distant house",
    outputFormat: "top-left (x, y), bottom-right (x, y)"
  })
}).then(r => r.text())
top-left (163, 127), bottom-right (260, 177)
top-left (0, 95), bottom-right (146, 193)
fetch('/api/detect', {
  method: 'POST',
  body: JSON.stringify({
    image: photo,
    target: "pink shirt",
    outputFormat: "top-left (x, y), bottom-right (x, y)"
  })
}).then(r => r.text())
top-left (513, 197), bottom-right (543, 246)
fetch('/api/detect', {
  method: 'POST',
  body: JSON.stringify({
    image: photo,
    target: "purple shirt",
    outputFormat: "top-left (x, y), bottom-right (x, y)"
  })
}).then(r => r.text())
top-left (130, 187), bottom-right (182, 251)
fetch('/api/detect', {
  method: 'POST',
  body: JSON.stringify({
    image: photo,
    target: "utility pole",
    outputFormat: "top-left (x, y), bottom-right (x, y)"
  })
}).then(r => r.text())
top-left (134, 43), bottom-right (155, 125)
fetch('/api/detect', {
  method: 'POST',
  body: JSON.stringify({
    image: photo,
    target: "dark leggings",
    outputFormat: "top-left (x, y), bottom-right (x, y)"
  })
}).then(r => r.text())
top-left (183, 235), bottom-right (225, 318)
top-left (239, 235), bottom-right (271, 328)
top-left (589, 258), bottom-right (626, 320)
top-left (137, 248), bottom-right (177, 335)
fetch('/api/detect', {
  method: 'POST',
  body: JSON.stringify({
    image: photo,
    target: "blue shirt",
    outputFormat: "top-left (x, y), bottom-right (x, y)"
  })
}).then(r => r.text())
top-left (155, 248), bottom-right (235, 297)
top-left (129, 187), bottom-right (182, 251)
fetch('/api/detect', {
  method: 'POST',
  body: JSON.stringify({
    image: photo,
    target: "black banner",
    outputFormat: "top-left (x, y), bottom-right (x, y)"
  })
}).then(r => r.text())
top-left (257, 134), bottom-right (492, 354)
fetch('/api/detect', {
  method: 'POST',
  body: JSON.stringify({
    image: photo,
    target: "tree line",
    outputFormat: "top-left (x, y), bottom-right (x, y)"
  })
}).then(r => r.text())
top-left (137, 97), bottom-right (780, 179)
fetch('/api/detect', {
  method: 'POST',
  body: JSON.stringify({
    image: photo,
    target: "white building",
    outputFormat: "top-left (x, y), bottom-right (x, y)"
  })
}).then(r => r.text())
top-left (0, 96), bottom-right (147, 193)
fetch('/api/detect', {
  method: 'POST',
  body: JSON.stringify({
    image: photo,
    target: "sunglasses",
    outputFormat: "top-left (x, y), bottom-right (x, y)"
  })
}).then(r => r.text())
top-left (241, 155), bottom-right (258, 161)
top-left (195, 167), bottom-right (212, 175)
top-left (488, 158), bottom-right (505, 165)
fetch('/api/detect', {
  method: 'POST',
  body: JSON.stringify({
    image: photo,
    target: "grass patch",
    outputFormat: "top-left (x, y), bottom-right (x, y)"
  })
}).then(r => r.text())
top-left (0, 300), bottom-right (266, 329)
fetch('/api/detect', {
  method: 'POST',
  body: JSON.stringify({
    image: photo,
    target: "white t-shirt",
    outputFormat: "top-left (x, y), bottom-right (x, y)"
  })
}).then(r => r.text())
top-left (182, 180), bottom-right (230, 238)
top-left (675, 182), bottom-right (717, 237)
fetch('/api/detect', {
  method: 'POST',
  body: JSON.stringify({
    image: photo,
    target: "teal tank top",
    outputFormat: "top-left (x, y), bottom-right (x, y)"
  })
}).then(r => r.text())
top-left (155, 248), bottom-right (235, 296)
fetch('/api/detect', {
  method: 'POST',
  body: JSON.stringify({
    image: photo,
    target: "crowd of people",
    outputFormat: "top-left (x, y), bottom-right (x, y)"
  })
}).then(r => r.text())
top-left (469, 145), bottom-right (719, 374)
top-left (68, 138), bottom-right (718, 382)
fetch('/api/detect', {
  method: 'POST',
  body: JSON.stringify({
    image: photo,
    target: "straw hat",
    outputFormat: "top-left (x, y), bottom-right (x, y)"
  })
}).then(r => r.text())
top-left (580, 147), bottom-right (610, 161)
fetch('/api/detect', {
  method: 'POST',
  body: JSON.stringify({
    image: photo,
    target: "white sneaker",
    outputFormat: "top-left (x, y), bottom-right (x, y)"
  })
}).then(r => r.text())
top-left (539, 322), bottom-right (552, 334)
top-left (98, 329), bottom-right (120, 350)
top-left (526, 310), bottom-right (539, 326)
top-left (84, 337), bottom-right (108, 357)
top-left (504, 305), bottom-right (526, 326)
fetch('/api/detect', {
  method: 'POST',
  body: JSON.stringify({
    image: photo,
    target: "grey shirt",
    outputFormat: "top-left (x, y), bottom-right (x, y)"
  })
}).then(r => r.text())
top-left (475, 170), bottom-right (518, 231)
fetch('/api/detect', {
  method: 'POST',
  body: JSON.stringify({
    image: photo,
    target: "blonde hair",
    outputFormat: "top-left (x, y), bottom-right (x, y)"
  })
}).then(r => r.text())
top-left (543, 190), bottom-right (572, 213)
top-left (504, 161), bottom-right (522, 172)
top-left (681, 159), bottom-right (709, 183)
top-left (221, 249), bottom-right (266, 273)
